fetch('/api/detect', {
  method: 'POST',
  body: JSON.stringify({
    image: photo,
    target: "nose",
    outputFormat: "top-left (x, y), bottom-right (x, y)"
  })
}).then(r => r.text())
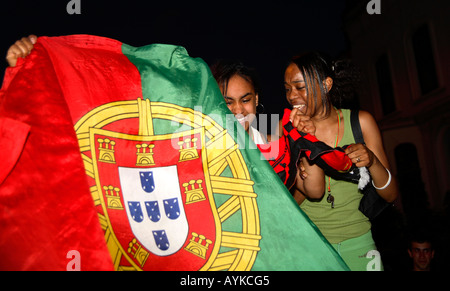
top-left (418, 250), bottom-right (427, 258)
top-left (286, 87), bottom-right (296, 101)
top-left (288, 93), bottom-right (296, 103)
top-left (230, 103), bottom-right (245, 116)
top-left (290, 88), bottom-right (302, 99)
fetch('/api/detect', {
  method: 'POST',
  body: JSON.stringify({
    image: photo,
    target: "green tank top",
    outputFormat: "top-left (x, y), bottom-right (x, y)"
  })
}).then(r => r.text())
top-left (300, 109), bottom-right (371, 244)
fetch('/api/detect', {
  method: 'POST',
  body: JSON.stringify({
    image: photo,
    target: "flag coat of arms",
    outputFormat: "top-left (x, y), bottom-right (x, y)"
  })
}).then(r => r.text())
top-left (0, 35), bottom-right (349, 271)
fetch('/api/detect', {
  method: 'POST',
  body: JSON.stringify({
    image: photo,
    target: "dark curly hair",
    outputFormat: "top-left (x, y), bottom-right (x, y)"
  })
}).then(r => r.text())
top-left (289, 52), bottom-right (361, 117)
top-left (210, 59), bottom-right (260, 97)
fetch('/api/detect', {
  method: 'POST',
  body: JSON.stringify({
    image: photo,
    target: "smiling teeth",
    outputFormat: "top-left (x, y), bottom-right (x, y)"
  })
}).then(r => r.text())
top-left (293, 104), bottom-right (305, 109)
top-left (236, 116), bottom-right (248, 123)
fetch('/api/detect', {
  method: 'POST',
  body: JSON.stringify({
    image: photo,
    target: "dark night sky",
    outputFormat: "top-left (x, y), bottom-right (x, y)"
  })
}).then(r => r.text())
top-left (0, 0), bottom-right (349, 118)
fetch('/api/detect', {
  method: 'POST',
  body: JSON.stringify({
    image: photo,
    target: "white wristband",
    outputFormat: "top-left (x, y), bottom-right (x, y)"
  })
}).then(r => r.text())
top-left (372, 168), bottom-right (392, 190)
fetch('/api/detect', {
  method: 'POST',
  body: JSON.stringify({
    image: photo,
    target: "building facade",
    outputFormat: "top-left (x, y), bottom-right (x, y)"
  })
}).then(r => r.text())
top-left (343, 0), bottom-right (450, 213)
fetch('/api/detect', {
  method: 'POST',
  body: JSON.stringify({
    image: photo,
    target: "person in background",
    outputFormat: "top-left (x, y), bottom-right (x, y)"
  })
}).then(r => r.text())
top-left (283, 52), bottom-right (398, 270)
top-left (408, 234), bottom-right (435, 271)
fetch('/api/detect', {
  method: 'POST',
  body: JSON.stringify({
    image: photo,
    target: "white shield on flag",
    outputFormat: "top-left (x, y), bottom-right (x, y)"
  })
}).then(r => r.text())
top-left (118, 165), bottom-right (189, 256)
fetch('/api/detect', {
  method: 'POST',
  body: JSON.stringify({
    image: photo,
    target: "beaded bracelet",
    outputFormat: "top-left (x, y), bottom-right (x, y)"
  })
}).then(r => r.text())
top-left (372, 168), bottom-right (392, 190)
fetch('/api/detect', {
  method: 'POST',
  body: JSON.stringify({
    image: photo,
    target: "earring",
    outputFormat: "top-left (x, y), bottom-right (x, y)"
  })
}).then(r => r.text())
top-left (256, 102), bottom-right (265, 114)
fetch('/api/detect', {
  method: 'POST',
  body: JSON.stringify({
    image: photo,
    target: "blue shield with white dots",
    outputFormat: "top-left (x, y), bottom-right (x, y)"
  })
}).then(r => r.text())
top-left (163, 198), bottom-right (181, 220)
top-left (140, 171), bottom-right (155, 193)
top-left (128, 201), bottom-right (144, 222)
top-left (145, 201), bottom-right (161, 222)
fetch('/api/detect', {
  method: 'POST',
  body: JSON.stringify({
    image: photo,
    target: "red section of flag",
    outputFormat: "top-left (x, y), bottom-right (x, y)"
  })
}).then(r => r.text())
top-left (0, 35), bottom-right (143, 270)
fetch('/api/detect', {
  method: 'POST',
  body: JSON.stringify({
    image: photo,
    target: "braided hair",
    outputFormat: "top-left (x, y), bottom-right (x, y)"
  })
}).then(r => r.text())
top-left (289, 52), bottom-right (361, 117)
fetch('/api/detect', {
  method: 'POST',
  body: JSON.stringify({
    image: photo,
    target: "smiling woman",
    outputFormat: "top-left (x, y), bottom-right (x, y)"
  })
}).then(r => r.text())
top-left (284, 53), bottom-right (334, 118)
top-left (210, 60), bottom-right (266, 144)
top-left (222, 75), bottom-right (258, 132)
top-left (283, 51), bottom-right (398, 271)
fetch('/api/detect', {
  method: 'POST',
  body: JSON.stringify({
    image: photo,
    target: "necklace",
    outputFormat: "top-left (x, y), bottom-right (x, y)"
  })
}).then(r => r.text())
top-left (326, 109), bottom-right (340, 208)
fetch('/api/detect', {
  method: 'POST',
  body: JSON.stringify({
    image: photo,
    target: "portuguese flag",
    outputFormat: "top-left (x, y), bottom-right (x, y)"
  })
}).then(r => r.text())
top-left (0, 35), bottom-right (349, 271)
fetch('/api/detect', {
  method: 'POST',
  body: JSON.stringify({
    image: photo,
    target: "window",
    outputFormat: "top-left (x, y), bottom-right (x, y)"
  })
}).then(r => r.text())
top-left (375, 54), bottom-right (396, 115)
top-left (440, 128), bottom-right (450, 191)
top-left (394, 143), bottom-right (429, 214)
top-left (412, 24), bottom-right (439, 95)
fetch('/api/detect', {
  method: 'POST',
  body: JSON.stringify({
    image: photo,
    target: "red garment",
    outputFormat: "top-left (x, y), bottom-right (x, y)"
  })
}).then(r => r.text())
top-left (258, 109), bottom-right (354, 189)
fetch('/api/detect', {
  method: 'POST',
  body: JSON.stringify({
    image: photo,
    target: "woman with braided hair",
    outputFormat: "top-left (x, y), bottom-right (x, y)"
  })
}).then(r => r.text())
top-left (284, 52), bottom-right (398, 270)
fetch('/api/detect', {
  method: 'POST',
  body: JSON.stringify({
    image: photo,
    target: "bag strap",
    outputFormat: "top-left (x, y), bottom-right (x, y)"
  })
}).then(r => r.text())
top-left (350, 109), bottom-right (365, 145)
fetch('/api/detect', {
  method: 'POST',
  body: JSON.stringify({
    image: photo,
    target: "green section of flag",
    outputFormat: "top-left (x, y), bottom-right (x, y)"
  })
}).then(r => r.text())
top-left (121, 43), bottom-right (349, 271)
